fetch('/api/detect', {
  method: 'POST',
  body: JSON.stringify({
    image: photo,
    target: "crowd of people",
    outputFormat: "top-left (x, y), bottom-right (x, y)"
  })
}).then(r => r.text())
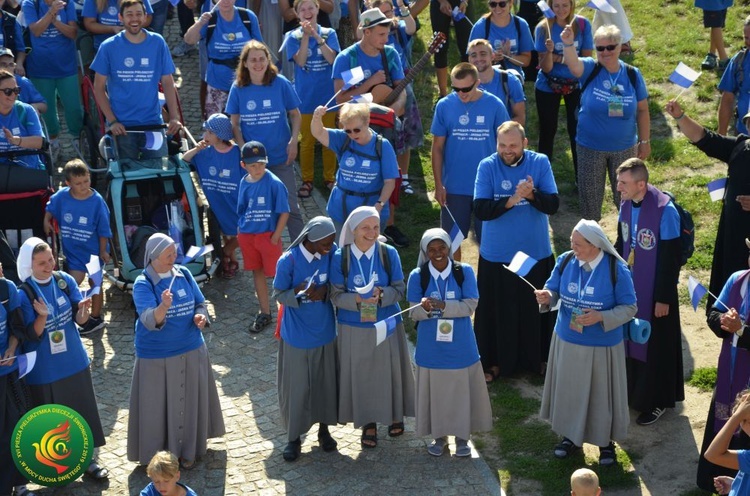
top-left (1, 0), bottom-right (750, 494)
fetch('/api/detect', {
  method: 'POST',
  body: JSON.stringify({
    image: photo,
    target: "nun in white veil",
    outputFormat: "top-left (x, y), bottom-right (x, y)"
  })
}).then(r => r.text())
top-left (329, 206), bottom-right (415, 449)
top-left (536, 219), bottom-right (637, 466)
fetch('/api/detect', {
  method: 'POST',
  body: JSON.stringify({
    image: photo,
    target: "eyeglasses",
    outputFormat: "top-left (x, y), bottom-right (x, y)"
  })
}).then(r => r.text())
top-left (488, 1), bottom-right (508, 8)
top-left (451, 85), bottom-right (474, 93)
top-left (595, 44), bottom-right (617, 52)
top-left (0, 87), bottom-right (21, 96)
top-left (344, 127), bottom-right (362, 134)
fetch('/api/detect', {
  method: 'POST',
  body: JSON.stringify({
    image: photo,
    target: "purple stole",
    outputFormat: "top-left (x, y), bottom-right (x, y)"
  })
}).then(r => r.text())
top-left (620, 185), bottom-right (670, 362)
top-left (713, 270), bottom-right (750, 435)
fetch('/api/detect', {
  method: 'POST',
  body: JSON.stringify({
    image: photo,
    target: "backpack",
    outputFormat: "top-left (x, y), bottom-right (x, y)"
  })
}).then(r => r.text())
top-left (19, 271), bottom-right (72, 308)
top-left (1, 12), bottom-right (23, 58)
top-left (346, 46), bottom-right (399, 130)
top-left (418, 261), bottom-right (464, 294)
top-left (206, 8), bottom-right (255, 46)
top-left (663, 191), bottom-right (695, 266)
top-left (558, 251), bottom-right (617, 287)
top-left (484, 14), bottom-right (523, 72)
top-left (733, 47), bottom-right (747, 91)
top-left (340, 133), bottom-right (383, 162)
top-left (580, 62), bottom-right (638, 95)
top-left (341, 242), bottom-right (392, 285)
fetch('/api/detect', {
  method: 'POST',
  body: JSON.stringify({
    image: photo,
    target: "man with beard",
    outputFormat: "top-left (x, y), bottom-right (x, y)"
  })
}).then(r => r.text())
top-left (473, 121), bottom-right (559, 381)
top-left (91, 0), bottom-right (181, 159)
top-left (431, 62), bottom-right (509, 261)
top-left (467, 38), bottom-right (526, 126)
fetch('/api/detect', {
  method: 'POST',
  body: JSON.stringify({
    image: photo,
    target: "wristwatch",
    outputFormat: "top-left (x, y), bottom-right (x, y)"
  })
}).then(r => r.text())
top-left (376, 200), bottom-right (385, 207)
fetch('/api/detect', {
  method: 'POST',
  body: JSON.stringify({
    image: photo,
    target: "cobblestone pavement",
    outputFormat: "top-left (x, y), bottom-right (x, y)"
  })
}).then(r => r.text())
top-left (26, 15), bottom-right (503, 496)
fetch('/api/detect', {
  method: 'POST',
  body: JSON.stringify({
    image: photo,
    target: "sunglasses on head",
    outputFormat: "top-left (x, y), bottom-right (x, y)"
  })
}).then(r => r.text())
top-left (452, 85), bottom-right (473, 93)
top-left (0, 87), bottom-right (21, 96)
top-left (595, 44), bottom-right (617, 52)
top-left (488, 1), bottom-right (508, 8)
top-left (344, 127), bottom-right (362, 134)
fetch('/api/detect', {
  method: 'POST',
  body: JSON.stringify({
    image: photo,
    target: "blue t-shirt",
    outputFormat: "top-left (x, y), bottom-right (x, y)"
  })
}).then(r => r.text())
top-left (332, 43), bottom-right (405, 88)
top-left (46, 188), bottom-right (112, 271)
top-left (82, 0), bottom-right (154, 49)
top-left (576, 58), bottom-right (649, 151)
top-left (0, 101), bottom-right (44, 170)
top-left (474, 150), bottom-right (558, 262)
top-left (190, 145), bottom-right (243, 235)
top-left (91, 30), bottom-right (175, 127)
top-left (477, 68), bottom-right (526, 112)
top-left (140, 482), bottom-right (198, 496)
top-left (695, 0), bottom-right (733, 11)
top-left (23, 0), bottom-right (77, 78)
top-left (236, 170), bottom-right (290, 234)
top-left (19, 273), bottom-right (91, 385)
top-left (534, 17), bottom-right (594, 93)
top-left (718, 51), bottom-right (750, 135)
top-left (0, 279), bottom-right (20, 377)
top-left (16, 75), bottom-right (46, 106)
top-left (132, 267), bottom-right (206, 359)
top-left (0, 14), bottom-right (26, 54)
top-left (325, 129), bottom-right (400, 224)
top-left (545, 252), bottom-right (637, 346)
top-left (329, 243), bottom-right (404, 328)
top-left (202, 8), bottom-right (262, 91)
top-left (407, 263), bottom-right (481, 369)
top-left (273, 246), bottom-right (336, 349)
top-left (286, 26), bottom-right (340, 114)
top-left (469, 16), bottom-right (533, 74)
top-left (729, 450), bottom-right (750, 496)
top-left (431, 91), bottom-right (510, 196)
top-left (225, 76), bottom-right (301, 166)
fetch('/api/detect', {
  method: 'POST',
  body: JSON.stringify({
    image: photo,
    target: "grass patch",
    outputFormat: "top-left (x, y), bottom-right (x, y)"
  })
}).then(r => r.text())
top-left (687, 367), bottom-right (718, 392)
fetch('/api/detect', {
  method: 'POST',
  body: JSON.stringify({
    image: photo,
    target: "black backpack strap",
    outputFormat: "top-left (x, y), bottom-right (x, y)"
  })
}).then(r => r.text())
top-left (419, 261), bottom-right (430, 294)
top-left (2, 13), bottom-right (17, 57)
top-left (609, 254), bottom-right (617, 286)
top-left (206, 11), bottom-right (220, 45)
top-left (380, 49), bottom-right (393, 87)
top-left (557, 251), bottom-right (575, 275)
top-left (378, 241), bottom-right (391, 283)
top-left (0, 278), bottom-right (9, 313)
top-left (18, 281), bottom-right (36, 308)
top-left (624, 63), bottom-right (637, 91)
top-left (237, 8), bottom-right (253, 39)
top-left (484, 15), bottom-right (490, 41)
top-left (736, 48), bottom-right (747, 90)
top-left (453, 262), bottom-right (465, 288)
top-left (341, 136), bottom-right (351, 155)
top-left (342, 244), bottom-right (350, 282)
top-left (580, 62), bottom-right (602, 94)
top-left (500, 70), bottom-right (510, 108)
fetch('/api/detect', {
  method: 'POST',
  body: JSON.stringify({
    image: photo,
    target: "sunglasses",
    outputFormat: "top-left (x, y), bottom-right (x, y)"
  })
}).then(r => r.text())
top-left (344, 127), bottom-right (362, 134)
top-left (452, 85), bottom-right (474, 93)
top-left (488, 1), bottom-right (508, 8)
top-left (595, 44), bottom-right (617, 52)
top-left (0, 87), bottom-right (21, 96)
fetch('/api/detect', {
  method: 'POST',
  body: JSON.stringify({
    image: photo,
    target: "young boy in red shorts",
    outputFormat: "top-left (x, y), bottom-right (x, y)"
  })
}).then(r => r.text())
top-left (236, 141), bottom-right (290, 333)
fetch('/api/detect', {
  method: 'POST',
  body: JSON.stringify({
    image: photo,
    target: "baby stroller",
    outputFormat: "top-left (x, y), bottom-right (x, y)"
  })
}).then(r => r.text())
top-left (99, 126), bottom-right (211, 291)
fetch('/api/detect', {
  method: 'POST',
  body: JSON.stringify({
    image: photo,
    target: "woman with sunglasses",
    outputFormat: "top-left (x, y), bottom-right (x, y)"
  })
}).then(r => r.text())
top-left (469, 0), bottom-right (533, 77)
top-left (0, 70), bottom-right (45, 170)
top-left (227, 40), bottom-right (304, 241)
top-left (561, 24), bottom-right (649, 221)
top-left (534, 0), bottom-right (592, 177)
top-left (310, 102), bottom-right (399, 235)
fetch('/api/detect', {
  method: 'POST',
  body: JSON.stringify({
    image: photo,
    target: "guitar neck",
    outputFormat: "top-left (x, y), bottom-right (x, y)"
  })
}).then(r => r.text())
top-left (382, 49), bottom-right (433, 107)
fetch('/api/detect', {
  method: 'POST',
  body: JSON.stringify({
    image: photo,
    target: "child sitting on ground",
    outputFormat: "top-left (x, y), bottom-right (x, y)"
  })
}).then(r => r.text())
top-left (44, 159), bottom-right (111, 336)
top-left (571, 468), bottom-right (601, 496)
top-left (140, 451), bottom-right (198, 496)
top-left (237, 141), bottom-right (290, 333)
top-left (706, 388), bottom-right (750, 495)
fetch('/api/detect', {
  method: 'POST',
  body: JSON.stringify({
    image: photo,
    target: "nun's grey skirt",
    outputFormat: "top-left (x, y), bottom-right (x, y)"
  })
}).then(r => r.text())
top-left (540, 334), bottom-right (629, 447)
top-left (415, 361), bottom-right (493, 440)
top-left (127, 343), bottom-right (225, 464)
top-left (277, 338), bottom-right (339, 442)
top-left (337, 322), bottom-right (416, 427)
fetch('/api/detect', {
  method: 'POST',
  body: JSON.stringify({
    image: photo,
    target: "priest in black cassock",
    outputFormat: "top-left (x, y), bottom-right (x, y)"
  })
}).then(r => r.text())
top-left (666, 100), bottom-right (750, 492)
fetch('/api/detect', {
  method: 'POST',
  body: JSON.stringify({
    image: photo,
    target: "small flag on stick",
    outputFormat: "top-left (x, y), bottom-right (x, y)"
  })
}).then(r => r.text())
top-left (17, 351), bottom-right (36, 380)
top-left (181, 244), bottom-right (214, 265)
top-left (707, 177), bottom-right (727, 202)
top-left (85, 255), bottom-right (103, 298)
top-left (442, 206), bottom-right (465, 255)
top-left (537, 0), bottom-right (555, 18)
top-left (375, 315), bottom-right (398, 346)
top-left (585, 0), bottom-right (616, 13)
top-left (688, 276), bottom-right (708, 311)
top-left (669, 62), bottom-right (701, 89)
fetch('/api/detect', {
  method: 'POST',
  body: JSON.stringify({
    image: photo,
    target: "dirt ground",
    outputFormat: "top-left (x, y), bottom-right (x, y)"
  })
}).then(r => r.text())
top-left (456, 194), bottom-right (721, 495)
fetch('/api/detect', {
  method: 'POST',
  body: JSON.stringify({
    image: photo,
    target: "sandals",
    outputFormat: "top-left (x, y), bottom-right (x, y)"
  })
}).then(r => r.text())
top-left (361, 423), bottom-right (378, 449)
top-left (297, 181), bottom-right (313, 199)
top-left (388, 421), bottom-right (405, 437)
top-left (401, 179), bottom-right (414, 195)
top-left (427, 437), bottom-right (447, 457)
top-left (221, 258), bottom-right (238, 279)
top-left (318, 429), bottom-right (338, 452)
top-left (250, 313), bottom-right (272, 333)
top-left (599, 442), bottom-right (617, 466)
top-left (179, 458), bottom-right (196, 470)
top-left (553, 438), bottom-right (580, 459)
top-left (85, 461), bottom-right (110, 480)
